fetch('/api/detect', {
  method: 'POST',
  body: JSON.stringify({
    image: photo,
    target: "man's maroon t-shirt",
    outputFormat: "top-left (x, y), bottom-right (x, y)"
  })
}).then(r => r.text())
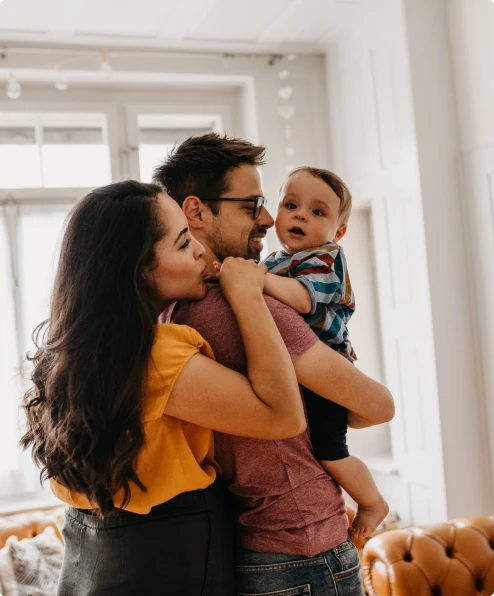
top-left (171, 281), bottom-right (349, 556)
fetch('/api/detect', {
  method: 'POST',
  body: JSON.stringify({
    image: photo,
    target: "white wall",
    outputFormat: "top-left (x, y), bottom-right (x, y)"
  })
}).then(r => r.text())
top-left (402, 0), bottom-right (492, 518)
top-left (446, 0), bottom-right (494, 501)
top-left (341, 209), bottom-right (392, 460)
top-left (325, 0), bottom-right (493, 523)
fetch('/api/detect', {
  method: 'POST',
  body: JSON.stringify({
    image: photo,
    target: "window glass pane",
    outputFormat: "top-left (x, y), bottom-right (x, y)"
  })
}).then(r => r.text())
top-left (0, 146), bottom-right (42, 188)
top-left (138, 127), bottom-right (211, 145)
top-left (43, 127), bottom-right (104, 145)
top-left (138, 122), bottom-right (215, 183)
top-left (0, 127), bottom-right (36, 144)
top-left (0, 114), bottom-right (112, 189)
top-left (41, 145), bottom-right (111, 188)
top-left (18, 208), bottom-right (69, 360)
top-left (0, 214), bottom-right (21, 472)
top-left (138, 144), bottom-right (175, 183)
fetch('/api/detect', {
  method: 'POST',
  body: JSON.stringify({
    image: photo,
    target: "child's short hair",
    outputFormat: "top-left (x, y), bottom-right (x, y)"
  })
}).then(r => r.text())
top-left (285, 166), bottom-right (352, 225)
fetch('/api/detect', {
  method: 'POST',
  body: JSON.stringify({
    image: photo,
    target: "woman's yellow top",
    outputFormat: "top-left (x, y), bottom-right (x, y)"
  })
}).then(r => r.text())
top-left (50, 324), bottom-right (219, 514)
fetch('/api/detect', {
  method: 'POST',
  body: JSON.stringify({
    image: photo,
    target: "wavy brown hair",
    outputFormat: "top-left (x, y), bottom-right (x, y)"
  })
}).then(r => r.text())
top-left (21, 180), bottom-right (165, 514)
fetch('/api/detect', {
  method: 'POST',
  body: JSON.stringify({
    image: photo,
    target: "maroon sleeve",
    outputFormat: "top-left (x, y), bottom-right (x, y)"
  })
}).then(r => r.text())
top-left (171, 284), bottom-right (318, 373)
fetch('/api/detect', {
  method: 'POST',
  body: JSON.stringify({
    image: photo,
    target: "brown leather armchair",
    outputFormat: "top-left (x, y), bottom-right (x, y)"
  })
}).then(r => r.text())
top-left (361, 516), bottom-right (494, 596)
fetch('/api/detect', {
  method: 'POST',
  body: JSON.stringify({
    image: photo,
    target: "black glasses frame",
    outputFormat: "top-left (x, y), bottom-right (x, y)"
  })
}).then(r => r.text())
top-left (199, 196), bottom-right (267, 219)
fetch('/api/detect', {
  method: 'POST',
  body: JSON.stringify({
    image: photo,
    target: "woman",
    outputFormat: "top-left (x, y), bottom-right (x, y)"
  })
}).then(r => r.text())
top-left (21, 180), bottom-right (305, 596)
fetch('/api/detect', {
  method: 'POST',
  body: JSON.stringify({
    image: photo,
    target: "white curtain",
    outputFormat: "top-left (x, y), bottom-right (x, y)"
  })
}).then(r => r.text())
top-left (0, 205), bottom-right (70, 497)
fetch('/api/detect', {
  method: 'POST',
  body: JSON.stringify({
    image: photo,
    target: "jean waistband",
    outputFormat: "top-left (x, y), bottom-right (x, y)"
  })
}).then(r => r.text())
top-left (66, 481), bottom-right (219, 530)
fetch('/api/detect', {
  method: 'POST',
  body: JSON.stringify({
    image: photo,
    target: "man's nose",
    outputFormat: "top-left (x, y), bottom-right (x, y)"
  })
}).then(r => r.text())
top-left (256, 206), bottom-right (274, 228)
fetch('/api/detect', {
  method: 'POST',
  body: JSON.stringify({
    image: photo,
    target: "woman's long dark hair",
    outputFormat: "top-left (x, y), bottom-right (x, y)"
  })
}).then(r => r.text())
top-left (21, 180), bottom-right (165, 514)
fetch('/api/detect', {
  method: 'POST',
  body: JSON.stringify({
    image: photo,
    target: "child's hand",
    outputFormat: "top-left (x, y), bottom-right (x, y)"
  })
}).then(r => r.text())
top-left (216, 257), bottom-right (268, 304)
top-left (213, 259), bottom-right (267, 280)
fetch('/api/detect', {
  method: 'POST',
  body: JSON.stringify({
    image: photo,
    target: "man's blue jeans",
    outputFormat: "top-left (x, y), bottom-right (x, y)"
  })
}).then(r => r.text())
top-left (236, 540), bottom-right (365, 596)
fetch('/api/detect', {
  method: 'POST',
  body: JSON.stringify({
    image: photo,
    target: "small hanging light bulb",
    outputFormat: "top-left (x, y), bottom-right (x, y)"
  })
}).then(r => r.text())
top-left (54, 65), bottom-right (69, 91)
top-left (6, 73), bottom-right (21, 100)
top-left (98, 54), bottom-right (113, 79)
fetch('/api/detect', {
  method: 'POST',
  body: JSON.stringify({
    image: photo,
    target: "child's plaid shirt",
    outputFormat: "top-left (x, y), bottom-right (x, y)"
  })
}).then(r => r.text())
top-left (263, 242), bottom-right (356, 362)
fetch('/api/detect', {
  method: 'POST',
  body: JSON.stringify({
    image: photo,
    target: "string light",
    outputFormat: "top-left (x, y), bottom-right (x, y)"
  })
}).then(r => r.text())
top-left (98, 54), bottom-right (113, 79)
top-left (276, 56), bottom-right (298, 170)
top-left (278, 105), bottom-right (296, 120)
top-left (54, 65), bottom-right (69, 91)
top-left (277, 86), bottom-right (293, 100)
top-left (5, 73), bottom-right (21, 100)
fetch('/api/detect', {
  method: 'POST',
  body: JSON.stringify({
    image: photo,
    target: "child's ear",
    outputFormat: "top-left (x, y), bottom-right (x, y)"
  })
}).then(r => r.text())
top-left (333, 224), bottom-right (347, 243)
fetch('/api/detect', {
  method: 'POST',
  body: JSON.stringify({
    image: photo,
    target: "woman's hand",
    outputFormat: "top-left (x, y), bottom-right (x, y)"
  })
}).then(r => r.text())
top-left (214, 258), bottom-right (267, 305)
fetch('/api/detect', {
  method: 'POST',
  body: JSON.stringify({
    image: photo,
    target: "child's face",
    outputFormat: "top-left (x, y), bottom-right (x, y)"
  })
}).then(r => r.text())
top-left (275, 171), bottom-right (347, 254)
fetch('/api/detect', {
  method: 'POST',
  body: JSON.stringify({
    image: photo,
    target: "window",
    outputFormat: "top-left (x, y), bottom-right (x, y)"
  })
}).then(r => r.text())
top-left (0, 100), bottom-right (230, 503)
top-left (0, 113), bottom-right (112, 189)
top-left (0, 201), bottom-right (71, 498)
top-left (0, 110), bottom-right (114, 499)
top-left (137, 115), bottom-right (217, 182)
top-left (0, 212), bottom-right (20, 473)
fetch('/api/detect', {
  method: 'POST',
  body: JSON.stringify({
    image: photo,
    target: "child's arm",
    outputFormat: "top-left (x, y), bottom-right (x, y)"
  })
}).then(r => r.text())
top-left (264, 273), bottom-right (312, 314)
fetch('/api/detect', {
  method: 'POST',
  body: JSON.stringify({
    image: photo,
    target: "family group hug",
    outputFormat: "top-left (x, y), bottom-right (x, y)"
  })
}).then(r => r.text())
top-left (22, 133), bottom-right (395, 595)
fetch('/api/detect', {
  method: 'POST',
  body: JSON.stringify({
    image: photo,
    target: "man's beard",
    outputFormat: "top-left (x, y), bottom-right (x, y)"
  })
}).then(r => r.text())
top-left (206, 226), bottom-right (262, 263)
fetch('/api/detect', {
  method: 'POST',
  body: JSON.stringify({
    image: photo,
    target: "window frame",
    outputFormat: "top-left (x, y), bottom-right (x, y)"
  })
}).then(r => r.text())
top-left (0, 96), bottom-right (235, 503)
top-left (124, 103), bottom-right (230, 180)
top-left (0, 101), bottom-right (122, 200)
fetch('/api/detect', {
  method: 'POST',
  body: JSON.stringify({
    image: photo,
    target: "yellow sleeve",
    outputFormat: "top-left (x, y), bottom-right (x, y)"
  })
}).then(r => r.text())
top-left (142, 324), bottom-right (215, 422)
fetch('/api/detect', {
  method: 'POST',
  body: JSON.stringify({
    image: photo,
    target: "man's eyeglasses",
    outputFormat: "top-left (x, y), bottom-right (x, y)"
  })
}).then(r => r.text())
top-left (199, 196), bottom-right (267, 220)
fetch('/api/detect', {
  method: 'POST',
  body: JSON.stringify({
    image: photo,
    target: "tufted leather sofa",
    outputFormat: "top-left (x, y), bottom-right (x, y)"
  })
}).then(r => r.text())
top-left (2, 506), bottom-right (494, 596)
top-left (361, 516), bottom-right (494, 596)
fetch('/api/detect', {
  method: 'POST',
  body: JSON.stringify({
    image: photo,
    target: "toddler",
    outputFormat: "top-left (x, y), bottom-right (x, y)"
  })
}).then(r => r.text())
top-left (263, 166), bottom-right (389, 539)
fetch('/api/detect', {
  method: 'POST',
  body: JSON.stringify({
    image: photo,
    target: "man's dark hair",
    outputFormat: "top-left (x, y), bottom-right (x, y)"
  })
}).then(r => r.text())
top-left (153, 133), bottom-right (266, 215)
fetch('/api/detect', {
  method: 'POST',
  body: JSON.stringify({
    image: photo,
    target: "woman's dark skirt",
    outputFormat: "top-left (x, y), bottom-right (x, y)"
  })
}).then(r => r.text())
top-left (57, 479), bottom-right (235, 596)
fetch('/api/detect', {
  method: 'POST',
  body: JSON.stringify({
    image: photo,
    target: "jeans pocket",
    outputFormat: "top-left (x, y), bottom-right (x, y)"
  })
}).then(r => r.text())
top-left (238, 585), bottom-right (311, 596)
top-left (332, 541), bottom-right (361, 579)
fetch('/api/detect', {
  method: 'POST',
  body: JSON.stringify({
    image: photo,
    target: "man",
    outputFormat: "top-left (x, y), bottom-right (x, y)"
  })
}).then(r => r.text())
top-left (154, 134), bottom-right (394, 596)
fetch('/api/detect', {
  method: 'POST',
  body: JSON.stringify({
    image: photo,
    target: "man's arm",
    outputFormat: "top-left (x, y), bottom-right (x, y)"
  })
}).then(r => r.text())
top-left (293, 340), bottom-right (394, 428)
top-left (174, 287), bottom-right (393, 429)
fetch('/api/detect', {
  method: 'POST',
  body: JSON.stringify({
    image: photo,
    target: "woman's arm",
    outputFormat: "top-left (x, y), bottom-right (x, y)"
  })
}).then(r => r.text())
top-left (263, 273), bottom-right (312, 314)
top-left (293, 340), bottom-right (395, 427)
top-left (165, 258), bottom-right (306, 440)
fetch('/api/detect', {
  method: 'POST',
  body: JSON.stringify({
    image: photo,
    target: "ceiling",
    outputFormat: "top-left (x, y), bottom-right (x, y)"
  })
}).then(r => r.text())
top-left (0, 0), bottom-right (362, 54)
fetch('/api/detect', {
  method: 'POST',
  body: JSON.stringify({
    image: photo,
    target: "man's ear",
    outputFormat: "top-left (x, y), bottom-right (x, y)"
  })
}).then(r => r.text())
top-left (182, 196), bottom-right (207, 229)
top-left (333, 224), bottom-right (347, 243)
